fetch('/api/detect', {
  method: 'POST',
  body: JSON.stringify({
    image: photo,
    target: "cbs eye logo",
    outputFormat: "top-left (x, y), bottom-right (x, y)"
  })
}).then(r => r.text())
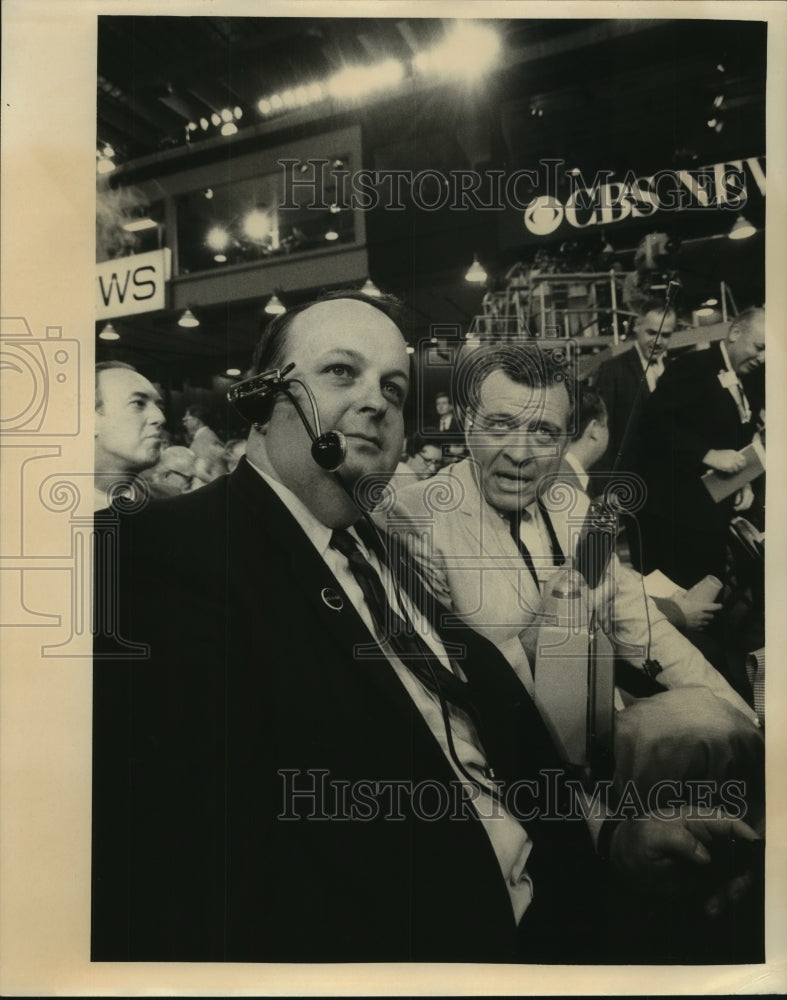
top-left (523, 195), bottom-right (565, 236)
top-left (0, 319), bottom-right (80, 436)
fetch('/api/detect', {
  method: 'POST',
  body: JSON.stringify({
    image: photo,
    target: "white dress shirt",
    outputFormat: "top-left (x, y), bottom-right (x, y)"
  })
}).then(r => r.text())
top-left (634, 343), bottom-right (665, 393)
top-left (249, 460), bottom-right (536, 922)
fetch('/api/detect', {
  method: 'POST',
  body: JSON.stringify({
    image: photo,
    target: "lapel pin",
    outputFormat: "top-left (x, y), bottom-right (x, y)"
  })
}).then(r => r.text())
top-left (321, 588), bottom-right (344, 611)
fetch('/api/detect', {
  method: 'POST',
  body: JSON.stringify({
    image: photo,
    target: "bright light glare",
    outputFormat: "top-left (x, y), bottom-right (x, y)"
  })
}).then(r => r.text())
top-left (97, 158), bottom-right (115, 175)
top-left (206, 226), bottom-right (230, 252)
top-left (220, 122), bottom-right (238, 136)
top-left (414, 23), bottom-right (501, 80)
top-left (243, 210), bottom-right (271, 241)
top-left (327, 59), bottom-right (404, 101)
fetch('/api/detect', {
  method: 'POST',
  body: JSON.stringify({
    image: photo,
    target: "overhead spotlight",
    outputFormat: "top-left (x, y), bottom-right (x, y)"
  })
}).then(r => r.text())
top-left (199, 117), bottom-right (209, 130)
top-left (257, 98), bottom-right (272, 115)
top-left (225, 367), bottom-right (241, 377)
top-left (122, 216), bottom-right (157, 233)
top-left (705, 298), bottom-right (719, 306)
top-left (187, 121), bottom-right (198, 131)
top-left (716, 63), bottom-right (726, 73)
top-left (213, 253), bottom-right (227, 263)
top-left (307, 82), bottom-right (324, 102)
top-left (361, 279), bottom-right (382, 298)
top-left (220, 122), bottom-right (238, 136)
top-left (220, 108), bottom-right (233, 122)
top-left (243, 209), bottom-right (271, 241)
top-left (713, 94), bottom-right (726, 109)
top-left (102, 143), bottom-right (115, 158)
top-left (97, 158), bottom-right (116, 175)
top-left (729, 215), bottom-right (756, 240)
top-left (281, 88), bottom-right (297, 108)
top-left (233, 106), bottom-right (243, 119)
top-left (331, 158), bottom-right (345, 168)
top-left (98, 322), bottom-right (119, 341)
top-left (696, 302), bottom-right (716, 318)
top-left (270, 94), bottom-right (283, 111)
top-left (206, 225), bottom-right (230, 252)
top-left (327, 59), bottom-right (404, 101)
top-left (203, 187), bottom-right (214, 199)
top-left (329, 203), bottom-right (341, 214)
top-left (414, 23), bottom-right (501, 80)
top-left (324, 228), bottom-right (339, 241)
top-left (210, 112), bottom-right (221, 127)
top-left (714, 121), bottom-right (724, 133)
top-left (178, 308), bottom-right (200, 328)
top-left (464, 253), bottom-right (487, 284)
top-left (707, 118), bottom-right (718, 129)
top-left (265, 293), bottom-right (286, 316)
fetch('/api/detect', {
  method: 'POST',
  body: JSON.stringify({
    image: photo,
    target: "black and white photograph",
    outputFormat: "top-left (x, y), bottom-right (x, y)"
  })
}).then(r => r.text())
top-left (1, 2), bottom-right (786, 995)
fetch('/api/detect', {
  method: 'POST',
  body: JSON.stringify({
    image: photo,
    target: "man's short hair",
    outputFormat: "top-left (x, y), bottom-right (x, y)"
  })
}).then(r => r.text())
top-left (728, 305), bottom-right (765, 339)
top-left (184, 404), bottom-right (213, 425)
top-left (95, 361), bottom-right (137, 410)
top-left (406, 431), bottom-right (442, 459)
top-left (453, 341), bottom-right (576, 426)
top-left (635, 297), bottom-right (675, 320)
top-left (573, 387), bottom-right (607, 442)
top-left (252, 290), bottom-right (406, 377)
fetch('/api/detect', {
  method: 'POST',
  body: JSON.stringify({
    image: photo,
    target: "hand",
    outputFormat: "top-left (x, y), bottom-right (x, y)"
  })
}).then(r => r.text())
top-left (734, 482), bottom-right (754, 511)
top-left (703, 449), bottom-right (746, 475)
top-left (673, 593), bottom-right (722, 631)
top-left (608, 807), bottom-right (762, 916)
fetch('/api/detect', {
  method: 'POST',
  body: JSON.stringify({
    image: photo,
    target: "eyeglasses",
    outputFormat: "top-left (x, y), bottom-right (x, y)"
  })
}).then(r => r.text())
top-left (417, 452), bottom-right (443, 469)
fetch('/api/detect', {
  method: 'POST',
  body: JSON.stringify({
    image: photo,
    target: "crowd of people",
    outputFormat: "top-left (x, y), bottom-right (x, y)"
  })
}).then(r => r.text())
top-left (92, 289), bottom-right (766, 965)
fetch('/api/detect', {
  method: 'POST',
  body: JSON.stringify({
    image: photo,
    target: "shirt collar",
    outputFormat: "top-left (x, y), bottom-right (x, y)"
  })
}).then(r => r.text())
top-left (563, 449), bottom-right (589, 491)
top-left (719, 339), bottom-right (735, 375)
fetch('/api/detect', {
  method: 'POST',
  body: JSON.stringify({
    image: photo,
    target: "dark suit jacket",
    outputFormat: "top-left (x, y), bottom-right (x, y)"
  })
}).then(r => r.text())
top-left (92, 458), bottom-right (601, 964)
top-left (593, 345), bottom-right (652, 475)
top-left (636, 342), bottom-right (756, 533)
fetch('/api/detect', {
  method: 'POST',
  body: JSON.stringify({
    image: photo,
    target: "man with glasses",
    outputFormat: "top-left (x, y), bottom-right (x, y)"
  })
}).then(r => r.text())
top-left (593, 300), bottom-right (677, 477)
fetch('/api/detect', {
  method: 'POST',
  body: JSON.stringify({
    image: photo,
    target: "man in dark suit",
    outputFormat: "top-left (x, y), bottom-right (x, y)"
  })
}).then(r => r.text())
top-left (593, 300), bottom-right (677, 476)
top-left (634, 307), bottom-right (765, 589)
top-left (92, 293), bottom-right (759, 964)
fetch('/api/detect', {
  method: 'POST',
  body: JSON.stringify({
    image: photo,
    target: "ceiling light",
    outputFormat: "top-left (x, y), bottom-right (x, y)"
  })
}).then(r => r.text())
top-left (220, 108), bottom-right (233, 122)
top-left (329, 203), bottom-right (341, 214)
top-left (96, 157), bottom-right (115, 175)
top-left (729, 215), bottom-right (756, 240)
top-left (695, 305), bottom-right (716, 318)
top-left (206, 225), bottom-right (230, 252)
top-left (199, 117), bottom-right (209, 130)
top-left (220, 122), bottom-right (238, 136)
top-left (102, 143), bottom-right (115, 158)
top-left (210, 112), bottom-right (221, 127)
top-left (123, 216), bottom-right (157, 233)
top-left (713, 95), bottom-right (725, 109)
top-left (225, 367), bottom-right (241, 377)
top-left (213, 253), bottom-right (227, 263)
top-left (178, 308), bottom-right (200, 328)
top-left (327, 59), bottom-right (404, 101)
top-left (98, 322), bottom-right (119, 341)
top-left (464, 254), bottom-right (487, 284)
top-left (265, 293), bottom-right (286, 316)
top-left (414, 23), bottom-right (500, 80)
top-left (257, 98), bottom-right (272, 115)
top-left (270, 94), bottom-right (283, 111)
top-left (325, 228), bottom-right (339, 241)
top-left (361, 279), bottom-right (382, 298)
top-left (705, 298), bottom-right (718, 307)
top-left (203, 187), bottom-right (214, 199)
top-left (243, 209), bottom-right (271, 241)
top-left (233, 106), bottom-right (243, 119)
top-left (707, 118), bottom-right (718, 129)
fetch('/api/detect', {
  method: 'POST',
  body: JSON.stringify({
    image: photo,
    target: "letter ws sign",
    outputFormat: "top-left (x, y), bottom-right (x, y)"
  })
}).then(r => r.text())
top-left (96, 248), bottom-right (172, 320)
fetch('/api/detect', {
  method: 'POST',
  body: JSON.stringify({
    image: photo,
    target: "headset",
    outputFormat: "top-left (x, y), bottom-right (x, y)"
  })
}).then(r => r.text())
top-left (228, 362), bottom-right (348, 471)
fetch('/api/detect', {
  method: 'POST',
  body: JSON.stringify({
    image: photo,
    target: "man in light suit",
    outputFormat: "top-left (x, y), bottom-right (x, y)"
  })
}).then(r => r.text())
top-left (383, 342), bottom-right (761, 803)
top-left (93, 297), bottom-right (761, 965)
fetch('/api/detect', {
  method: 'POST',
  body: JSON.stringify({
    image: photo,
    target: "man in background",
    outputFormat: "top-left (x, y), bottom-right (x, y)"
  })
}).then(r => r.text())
top-left (182, 403), bottom-right (227, 483)
top-left (144, 445), bottom-right (197, 497)
top-left (94, 361), bottom-right (165, 510)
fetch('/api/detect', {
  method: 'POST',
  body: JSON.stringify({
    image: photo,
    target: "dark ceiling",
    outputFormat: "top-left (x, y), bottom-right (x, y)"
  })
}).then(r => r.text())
top-left (96, 15), bottom-right (767, 389)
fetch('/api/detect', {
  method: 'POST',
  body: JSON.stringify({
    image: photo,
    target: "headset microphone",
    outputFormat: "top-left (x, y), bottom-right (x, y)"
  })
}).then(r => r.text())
top-left (227, 363), bottom-right (348, 471)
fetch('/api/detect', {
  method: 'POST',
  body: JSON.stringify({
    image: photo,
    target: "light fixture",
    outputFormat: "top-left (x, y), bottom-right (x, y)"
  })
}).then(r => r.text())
top-left (729, 215), bottom-right (756, 240)
top-left (233, 106), bottom-right (243, 119)
top-left (187, 121), bottom-right (198, 131)
top-left (220, 108), bottom-right (233, 122)
top-left (213, 253), bottom-right (227, 263)
top-left (220, 122), bottom-right (238, 137)
top-left (206, 226), bottom-right (229, 252)
top-left (96, 155), bottom-right (115, 175)
top-left (225, 367), bottom-right (241, 377)
top-left (99, 322), bottom-right (119, 341)
top-left (413, 23), bottom-right (500, 80)
top-left (329, 203), bottom-right (341, 214)
top-left (199, 117), bottom-right (209, 130)
top-left (265, 293), bottom-right (286, 316)
top-left (178, 308), bottom-right (200, 328)
top-left (258, 98), bottom-right (272, 115)
top-left (122, 216), bottom-right (158, 233)
top-left (325, 228), bottom-right (339, 241)
top-left (210, 112), bottom-right (221, 127)
top-left (696, 303), bottom-right (716, 318)
top-left (464, 254), bottom-right (487, 284)
top-left (243, 209), bottom-right (271, 241)
top-left (361, 279), bottom-right (382, 298)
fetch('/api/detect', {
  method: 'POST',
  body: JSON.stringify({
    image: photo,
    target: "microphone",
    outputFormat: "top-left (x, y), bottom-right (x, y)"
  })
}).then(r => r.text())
top-left (227, 364), bottom-right (347, 471)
